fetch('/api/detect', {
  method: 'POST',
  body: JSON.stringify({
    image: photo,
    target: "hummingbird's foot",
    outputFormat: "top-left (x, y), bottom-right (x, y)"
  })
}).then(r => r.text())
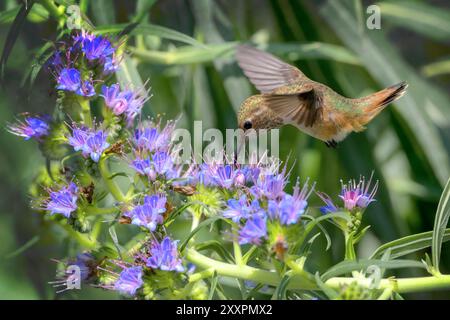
top-left (325, 140), bottom-right (338, 148)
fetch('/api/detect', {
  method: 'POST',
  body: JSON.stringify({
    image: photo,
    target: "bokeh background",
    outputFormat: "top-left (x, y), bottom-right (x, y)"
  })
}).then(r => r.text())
top-left (0, 0), bottom-right (449, 299)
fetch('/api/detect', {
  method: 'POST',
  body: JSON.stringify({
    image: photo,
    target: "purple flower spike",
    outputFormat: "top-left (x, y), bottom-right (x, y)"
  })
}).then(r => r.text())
top-left (128, 194), bottom-right (166, 231)
top-left (239, 215), bottom-right (267, 245)
top-left (8, 115), bottom-right (50, 140)
top-left (146, 237), bottom-right (184, 272)
top-left (114, 266), bottom-right (143, 296)
top-left (56, 68), bottom-right (81, 92)
top-left (45, 182), bottom-right (78, 218)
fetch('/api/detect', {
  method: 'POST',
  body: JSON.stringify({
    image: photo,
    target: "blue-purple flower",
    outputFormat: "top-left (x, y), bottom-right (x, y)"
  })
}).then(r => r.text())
top-left (130, 156), bottom-right (153, 177)
top-left (146, 237), bottom-right (184, 272)
top-left (68, 127), bottom-right (109, 162)
top-left (152, 151), bottom-right (173, 176)
top-left (339, 174), bottom-right (378, 211)
top-left (268, 180), bottom-right (313, 225)
top-left (127, 194), bottom-right (166, 231)
top-left (316, 192), bottom-right (338, 214)
top-left (114, 266), bottom-right (143, 296)
top-left (56, 68), bottom-right (95, 97)
top-left (86, 130), bottom-right (110, 162)
top-left (44, 182), bottom-right (78, 218)
top-left (71, 253), bottom-right (95, 281)
top-left (317, 174), bottom-right (378, 213)
top-left (223, 195), bottom-right (262, 223)
top-left (239, 215), bottom-right (267, 245)
top-left (81, 34), bottom-right (115, 61)
top-left (101, 84), bottom-right (149, 126)
top-left (133, 121), bottom-right (175, 152)
top-left (251, 172), bottom-right (287, 200)
top-left (8, 115), bottom-right (50, 140)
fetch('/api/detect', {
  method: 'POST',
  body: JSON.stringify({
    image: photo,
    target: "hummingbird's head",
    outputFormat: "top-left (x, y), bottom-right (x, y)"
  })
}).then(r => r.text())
top-left (237, 95), bottom-right (283, 132)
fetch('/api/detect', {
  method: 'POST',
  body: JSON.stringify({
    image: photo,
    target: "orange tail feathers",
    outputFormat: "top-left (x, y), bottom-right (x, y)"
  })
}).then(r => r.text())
top-left (357, 81), bottom-right (408, 126)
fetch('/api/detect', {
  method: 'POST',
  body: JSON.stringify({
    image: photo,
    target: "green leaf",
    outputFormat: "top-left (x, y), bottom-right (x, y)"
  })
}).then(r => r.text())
top-left (315, 272), bottom-right (339, 299)
top-left (108, 226), bottom-right (122, 260)
top-left (267, 42), bottom-right (361, 66)
top-left (4, 235), bottom-right (40, 259)
top-left (421, 59), bottom-right (450, 78)
top-left (321, 259), bottom-right (425, 281)
top-left (371, 228), bottom-right (450, 260)
top-left (432, 177), bottom-right (450, 273)
top-left (95, 23), bottom-right (206, 48)
top-left (180, 216), bottom-right (224, 252)
top-left (378, 1), bottom-right (450, 42)
top-left (1, 0), bottom-right (35, 77)
top-left (274, 272), bottom-right (293, 300)
top-left (129, 43), bottom-right (236, 65)
top-left (132, 0), bottom-right (157, 23)
top-left (208, 271), bottom-right (218, 300)
top-left (195, 240), bottom-right (234, 263)
top-left (0, 7), bottom-right (20, 24)
top-left (90, 0), bottom-right (115, 25)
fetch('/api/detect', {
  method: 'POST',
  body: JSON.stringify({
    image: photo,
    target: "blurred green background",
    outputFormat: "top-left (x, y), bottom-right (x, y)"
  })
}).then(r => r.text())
top-left (0, 0), bottom-right (449, 299)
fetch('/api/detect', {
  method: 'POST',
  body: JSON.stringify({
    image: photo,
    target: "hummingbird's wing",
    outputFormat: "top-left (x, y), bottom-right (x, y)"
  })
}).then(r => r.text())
top-left (236, 45), bottom-right (306, 93)
top-left (264, 85), bottom-right (324, 128)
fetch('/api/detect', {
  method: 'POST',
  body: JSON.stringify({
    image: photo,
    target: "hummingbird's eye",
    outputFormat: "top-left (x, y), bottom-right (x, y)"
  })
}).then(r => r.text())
top-left (243, 120), bottom-right (252, 130)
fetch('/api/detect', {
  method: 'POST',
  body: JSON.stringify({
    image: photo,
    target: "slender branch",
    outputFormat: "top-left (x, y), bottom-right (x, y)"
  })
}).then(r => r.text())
top-left (98, 156), bottom-right (126, 202)
top-left (186, 248), bottom-right (450, 294)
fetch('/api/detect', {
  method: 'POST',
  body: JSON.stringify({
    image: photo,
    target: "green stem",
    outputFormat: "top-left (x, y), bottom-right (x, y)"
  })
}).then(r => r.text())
top-left (185, 248), bottom-right (317, 290)
top-left (79, 99), bottom-right (92, 127)
top-left (326, 275), bottom-right (450, 294)
top-left (61, 224), bottom-right (97, 249)
top-left (84, 206), bottom-right (119, 215)
top-left (189, 268), bottom-right (215, 283)
top-left (99, 156), bottom-right (126, 202)
top-left (186, 248), bottom-right (450, 293)
top-left (40, 0), bottom-right (64, 20)
top-left (344, 232), bottom-right (356, 260)
top-left (232, 230), bottom-right (244, 265)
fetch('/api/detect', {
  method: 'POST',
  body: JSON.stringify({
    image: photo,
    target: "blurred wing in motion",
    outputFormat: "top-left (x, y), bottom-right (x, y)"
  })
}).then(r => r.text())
top-left (236, 45), bottom-right (306, 93)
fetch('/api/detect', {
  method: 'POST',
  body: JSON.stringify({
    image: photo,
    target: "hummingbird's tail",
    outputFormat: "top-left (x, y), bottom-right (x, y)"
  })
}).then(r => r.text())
top-left (358, 81), bottom-right (408, 124)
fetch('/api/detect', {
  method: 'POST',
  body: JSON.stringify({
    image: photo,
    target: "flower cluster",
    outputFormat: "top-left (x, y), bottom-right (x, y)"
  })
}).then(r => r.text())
top-left (8, 115), bottom-right (50, 141)
top-left (42, 182), bottom-right (79, 218)
top-left (68, 126), bottom-right (110, 162)
top-left (8, 26), bottom-right (383, 300)
top-left (317, 173), bottom-right (378, 214)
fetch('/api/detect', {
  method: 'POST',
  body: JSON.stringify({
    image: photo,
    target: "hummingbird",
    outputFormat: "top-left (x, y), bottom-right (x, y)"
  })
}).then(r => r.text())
top-left (235, 45), bottom-right (408, 148)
